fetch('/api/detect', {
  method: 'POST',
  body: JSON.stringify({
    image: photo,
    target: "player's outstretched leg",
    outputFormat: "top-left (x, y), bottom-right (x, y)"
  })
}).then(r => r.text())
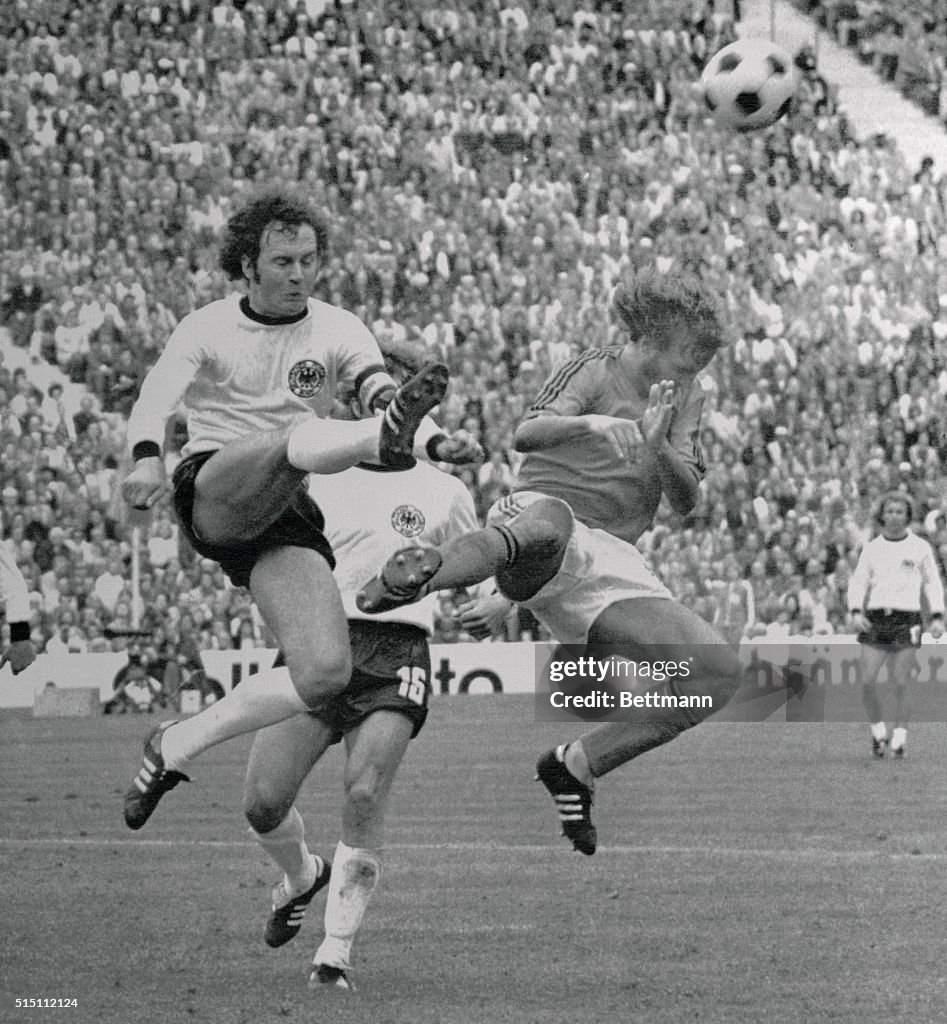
top-left (378, 363), bottom-right (449, 468)
top-left (356, 547), bottom-right (442, 613)
top-left (535, 745), bottom-right (597, 855)
top-left (265, 855), bottom-right (332, 948)
top-left (124, 721), bottom-right (190, 830)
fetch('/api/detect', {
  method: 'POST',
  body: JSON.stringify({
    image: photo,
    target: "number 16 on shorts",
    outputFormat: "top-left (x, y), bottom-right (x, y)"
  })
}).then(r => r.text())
top-left (397, 666), bottom-right (427, 705)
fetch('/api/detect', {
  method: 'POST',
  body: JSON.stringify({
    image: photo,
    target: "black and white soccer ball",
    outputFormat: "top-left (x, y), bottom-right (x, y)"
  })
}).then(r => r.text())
top-left (699, 37), bottom-right (796, 131)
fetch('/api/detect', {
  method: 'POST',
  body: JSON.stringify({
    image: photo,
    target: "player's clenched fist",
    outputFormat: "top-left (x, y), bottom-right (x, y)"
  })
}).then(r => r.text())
top-left (122, 457), bottom-right (167, 510)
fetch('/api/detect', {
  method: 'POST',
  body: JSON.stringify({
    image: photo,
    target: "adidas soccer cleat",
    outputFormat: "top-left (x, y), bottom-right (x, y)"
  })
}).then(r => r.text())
top-left (356, 546), bottom-right (443, 614)
top-left (872, 736), bottom-right (888, 760)
top-left (378, 362), bottom-right (449, 469)
top-left (535, 746), bottom-right (597, 856)
top-left (309, 963), bottom-right (354, 993)
top-left (123, 721), bottom-right (190, 830)
top-left (891, 745), bottom-right (905, 760)
top-left (264, 858), bottom-right (332, 948)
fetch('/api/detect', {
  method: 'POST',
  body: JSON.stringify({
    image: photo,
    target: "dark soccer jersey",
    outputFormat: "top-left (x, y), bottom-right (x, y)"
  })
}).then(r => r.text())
top-left (515, 347), bottom-right (706, 544)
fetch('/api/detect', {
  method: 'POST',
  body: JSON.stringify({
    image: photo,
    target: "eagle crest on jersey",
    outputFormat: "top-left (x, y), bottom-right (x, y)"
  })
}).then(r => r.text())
top-left (391, 505), bottom-right (425, 538)
top-left (288, 359), bottom-right (326, 398)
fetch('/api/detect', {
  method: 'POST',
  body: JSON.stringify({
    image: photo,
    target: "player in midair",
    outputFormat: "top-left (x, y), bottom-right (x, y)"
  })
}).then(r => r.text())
top-left (848, 490), bottom-right (945, 758)
top-left (243, 341), bottom-right (510, 992)
top-left (357, 267), bottom-right (744, 854)
top-left (120, 185), bottom-right (478, 830)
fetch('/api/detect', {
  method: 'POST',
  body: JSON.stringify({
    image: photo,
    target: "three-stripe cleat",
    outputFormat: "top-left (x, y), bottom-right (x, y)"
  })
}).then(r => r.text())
top-left (123, 721), bottom-right (189, 830)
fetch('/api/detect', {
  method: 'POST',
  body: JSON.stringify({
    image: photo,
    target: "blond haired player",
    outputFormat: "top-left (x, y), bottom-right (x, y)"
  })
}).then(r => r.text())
top-left (121, 186), bottom-right (479, 830)
top-left (358, 267), bottom-right (744, 855)
top-left (848, 490), bottom-right (945, 759)
top-left (242, 344), bottom-right (508, 992)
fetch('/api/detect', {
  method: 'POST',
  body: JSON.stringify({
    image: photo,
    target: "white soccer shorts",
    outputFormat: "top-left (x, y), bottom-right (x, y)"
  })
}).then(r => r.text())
top-left (487, 491), bottom-right (672, 644)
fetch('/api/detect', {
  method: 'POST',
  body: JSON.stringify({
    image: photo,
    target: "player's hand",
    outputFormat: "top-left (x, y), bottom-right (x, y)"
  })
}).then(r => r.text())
top-left (1, 639), bottom-right (36, 675)
top-left (583, 414), bottom-right (644, 461)
top-left (849, 611), bottom-right (868, 634)
top-left (431, 430), bottom-right (484, 465)
top-left (930, 617), bottom-right (945, 640)
top-left (454, 592), bottom-right (514, 640)
top-left (640, 380), bottom-right (676, 450)
top-left (121, 457), bottom-right (167, 510)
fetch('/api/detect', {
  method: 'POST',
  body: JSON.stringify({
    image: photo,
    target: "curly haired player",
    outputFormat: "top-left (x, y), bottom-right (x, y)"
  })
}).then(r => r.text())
top-left (121, 185), bottom-right (479, 830)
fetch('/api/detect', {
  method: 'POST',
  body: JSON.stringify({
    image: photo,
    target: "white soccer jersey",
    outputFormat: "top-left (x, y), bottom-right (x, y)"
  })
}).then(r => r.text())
top-left (0, 539), bottom-right (31, 624)
top-left (310, 461), bottom-right (481, 633)
top-left (126, 293), bottom-right (391, 457)
top-left (847, 532), bottom-right (945, 615)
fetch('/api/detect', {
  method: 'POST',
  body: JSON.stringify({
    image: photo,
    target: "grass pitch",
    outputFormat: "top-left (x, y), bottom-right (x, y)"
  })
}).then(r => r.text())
top-left (2, 696), bottom-right (946, 1024)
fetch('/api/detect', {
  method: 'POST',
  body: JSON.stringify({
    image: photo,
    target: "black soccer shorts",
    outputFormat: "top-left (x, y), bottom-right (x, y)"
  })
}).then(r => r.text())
top-left (172, 450), bottom-right (334, 589)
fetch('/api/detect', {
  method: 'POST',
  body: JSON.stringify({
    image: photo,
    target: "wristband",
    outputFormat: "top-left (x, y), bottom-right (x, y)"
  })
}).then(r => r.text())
top-left (132, 441), bottom-right (161, 461)
top-left (931, 613), bottom-right (944, 621)
top-left (849, 610), bottom-right (861, 617)
top-left (425, 433), bottom-right (448, 461)
top-left (10, 622), bottom-right (30, 642)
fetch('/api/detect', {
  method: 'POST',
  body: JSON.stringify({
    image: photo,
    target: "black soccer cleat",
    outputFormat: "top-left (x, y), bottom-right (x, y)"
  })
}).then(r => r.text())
top-left (309, 963), bottom-right (354, 993)
top-left (535, 745), bottom-right (597, 856)
top-left (356, 546), bottom-right (443, 614)
top-left (378, 362), bottom-right (449, 469)
top-left (891, 744), bottom-right (905, 761)
top-left (124, 721), bottom-right (190, 830)
top-left (264, 858), bottom-right (332, 948)
top-left (872, 736), bottom-right (888, 760)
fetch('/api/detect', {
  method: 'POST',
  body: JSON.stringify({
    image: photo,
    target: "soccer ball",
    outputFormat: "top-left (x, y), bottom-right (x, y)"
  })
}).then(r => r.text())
top-left (699, 37), bottom-right (796, 131)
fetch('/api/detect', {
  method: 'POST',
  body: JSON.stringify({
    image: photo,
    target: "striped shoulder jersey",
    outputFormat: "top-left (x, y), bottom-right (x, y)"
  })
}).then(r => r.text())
top-left (515, 346), bottom-right (706, 544)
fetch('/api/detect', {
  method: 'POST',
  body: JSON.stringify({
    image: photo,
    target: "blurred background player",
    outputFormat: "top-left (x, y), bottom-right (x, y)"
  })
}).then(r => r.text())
top-left (0, 538), bottom-right (36, 676)
top-left (121, 185), bottom-right (478, 830)
top-left (357, 267), bottom-right (744, 854)
top-left (242, 340), bottom-right (506, 992)
top-left (848, 490), bottom-right (945, 759)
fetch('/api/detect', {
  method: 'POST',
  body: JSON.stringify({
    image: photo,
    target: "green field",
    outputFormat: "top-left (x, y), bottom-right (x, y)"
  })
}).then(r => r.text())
top-left (2, 696), bottom-right (946, 1024)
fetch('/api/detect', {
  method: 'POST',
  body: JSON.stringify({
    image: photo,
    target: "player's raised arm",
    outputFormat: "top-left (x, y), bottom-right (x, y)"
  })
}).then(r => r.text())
top-left (643, 379), bottom-right (704, 515)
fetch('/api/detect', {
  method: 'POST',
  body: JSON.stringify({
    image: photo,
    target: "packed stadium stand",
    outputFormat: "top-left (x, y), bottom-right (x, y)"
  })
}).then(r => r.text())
top-left (3, 0), bottom-right (947, 660)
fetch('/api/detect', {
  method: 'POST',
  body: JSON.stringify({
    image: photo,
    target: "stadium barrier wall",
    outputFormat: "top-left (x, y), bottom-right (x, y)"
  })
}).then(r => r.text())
top-left (0, 642), bottom-right (538, 710)
top-left (4, 636), bottom-right (947, 714)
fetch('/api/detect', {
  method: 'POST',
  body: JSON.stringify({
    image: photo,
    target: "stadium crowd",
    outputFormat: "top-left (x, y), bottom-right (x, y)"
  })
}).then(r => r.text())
top-left (800, 1), bottom-right (947, 120)
top-left (3, 0), bottom-right (947, 664)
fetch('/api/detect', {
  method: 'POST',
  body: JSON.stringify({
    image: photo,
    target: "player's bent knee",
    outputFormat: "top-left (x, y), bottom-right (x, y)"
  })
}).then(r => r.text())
top-left (285, 648), bottom-right (351, 708)
top-left (244, 790), bottom-right (294, 834)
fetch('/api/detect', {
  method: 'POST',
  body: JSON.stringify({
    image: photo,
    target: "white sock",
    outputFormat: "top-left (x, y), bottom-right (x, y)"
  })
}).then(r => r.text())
top-left (891, 727), bottom-right (907, 751)
top-left (315, 841), bottom-right (381, 969)
top-left (161, 667), bottom-right (307, 771)
top-left (563, 742), bottom-right (593, 787)
top-left (870, 721), bottom-right (887, 743)
top-left (251, 806), bottom-right (318, 895)
top-left (287, 416), bottom-right (379, 474)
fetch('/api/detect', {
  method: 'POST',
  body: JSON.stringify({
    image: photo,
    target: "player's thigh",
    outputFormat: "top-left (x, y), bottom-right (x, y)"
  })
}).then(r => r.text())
top-left (589, 597), bottom-right (742, 677)
top-left (342, 711), bottom-right (415, 804)
top-left (244, 713), bottom-right (337, 823)
top-left (192, 429), bottom-right (303, 541)
top-left (858, 643), bottom-right (897, 685)
top-left (250, 546), bottom-right (351, 694)
top-left (491, 496), bottom-right (574, 602)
